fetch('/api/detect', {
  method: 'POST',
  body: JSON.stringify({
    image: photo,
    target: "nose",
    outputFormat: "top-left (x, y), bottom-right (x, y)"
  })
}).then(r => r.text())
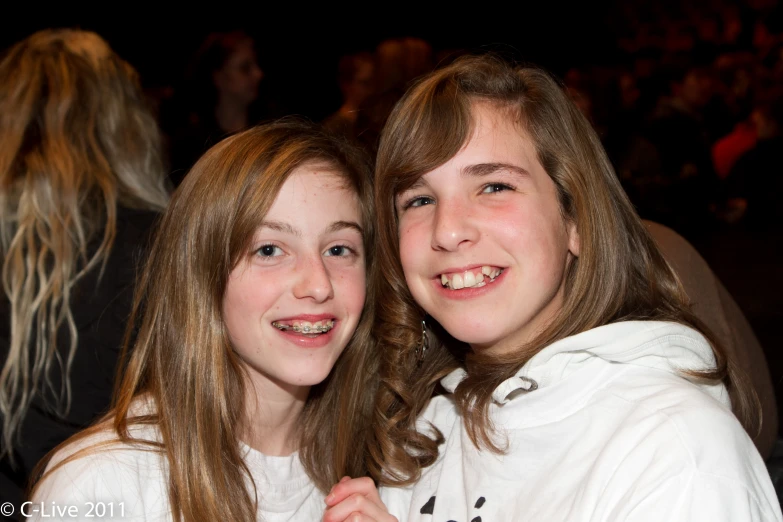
top-left (431, 198), bottom-right (480, 251)
top-left (293, 254), bottom-right (334, 302)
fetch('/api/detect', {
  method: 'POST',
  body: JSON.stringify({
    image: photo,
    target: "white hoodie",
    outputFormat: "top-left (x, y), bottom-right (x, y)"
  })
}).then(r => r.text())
top-left (379, 321), bottom-right (782, 522)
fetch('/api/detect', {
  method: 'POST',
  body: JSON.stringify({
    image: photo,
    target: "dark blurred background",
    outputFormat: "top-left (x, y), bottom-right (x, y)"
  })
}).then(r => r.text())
top-left (3, 3), bottom-right (619, 120)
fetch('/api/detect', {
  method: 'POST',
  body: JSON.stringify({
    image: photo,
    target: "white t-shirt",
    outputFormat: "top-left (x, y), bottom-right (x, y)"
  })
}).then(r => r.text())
top-left (380, 321), bottom-right (782, 522)
top-left (28, 417), bottom-right (325, 521)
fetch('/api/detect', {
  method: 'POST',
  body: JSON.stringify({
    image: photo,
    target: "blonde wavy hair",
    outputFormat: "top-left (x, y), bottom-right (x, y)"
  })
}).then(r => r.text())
top-left (0, 28), bottom-right (170, 458)
top-left (369, 53), bottom-right (759, 484)
top-left (32, 119), bottom-right (377, 521)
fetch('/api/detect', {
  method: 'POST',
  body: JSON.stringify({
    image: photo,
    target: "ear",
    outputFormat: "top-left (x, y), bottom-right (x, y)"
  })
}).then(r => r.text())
top-left (567, 220), bottom-right (580, 257)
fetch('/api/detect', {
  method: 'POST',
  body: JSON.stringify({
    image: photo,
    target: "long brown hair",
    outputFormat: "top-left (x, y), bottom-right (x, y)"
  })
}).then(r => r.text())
top-left (369, 53), bottom-right (758, 484)
top-left (31, 119), bottom-right (377, 521)
top-left (0, 28), bottom-right (169, 459)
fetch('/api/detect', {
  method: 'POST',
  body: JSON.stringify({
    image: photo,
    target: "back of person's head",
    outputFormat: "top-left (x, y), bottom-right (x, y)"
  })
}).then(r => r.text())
top-left (0, 28), bottom-right (169, 459)
top-left (372, 53), bottom-right (755, 473)
top-left (105, 118), bottom-right (375, 519)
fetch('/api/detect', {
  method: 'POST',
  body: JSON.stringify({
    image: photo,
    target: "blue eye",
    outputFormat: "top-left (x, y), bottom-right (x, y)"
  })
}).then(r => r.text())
top-left (482, 183), bottom-right (513, 194)
top-left (325, 245), bottom-right (353, 257)
top-left (256, 244), bottom-right (283, 257)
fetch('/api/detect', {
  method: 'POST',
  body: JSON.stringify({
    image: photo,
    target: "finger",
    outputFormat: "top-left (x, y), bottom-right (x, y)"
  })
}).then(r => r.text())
top-left (322, 510), bottom-right (374, 522)
top-left (326, 476), bottom-right (380, 506)
top-left (323, 493), bottom-right (397, 522)
top-left (324, 514), bottom-right (386, 522)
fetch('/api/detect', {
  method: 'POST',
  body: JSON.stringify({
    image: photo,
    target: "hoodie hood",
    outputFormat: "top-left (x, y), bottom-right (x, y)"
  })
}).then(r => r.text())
top-left (441, 321), bottom-right (729, 408)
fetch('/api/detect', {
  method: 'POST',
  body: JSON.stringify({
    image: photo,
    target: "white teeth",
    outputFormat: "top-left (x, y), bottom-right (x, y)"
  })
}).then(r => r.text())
top-left (440, 266), bottom-right (502, 290)
top-left (272, 319), bottom-right (335, 334)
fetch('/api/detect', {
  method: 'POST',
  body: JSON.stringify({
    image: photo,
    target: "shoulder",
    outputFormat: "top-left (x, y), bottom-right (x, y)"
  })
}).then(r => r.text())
top-left (603, 367), bottom-right (735, 438)
top-left (31, 421), bottom-right (169, 519)
top-left (599, 368), bottom-right (767, 484)
top-left (40, 419), bottom-right (163, 484)
top-left (575, 371), bottom-right (780, 517)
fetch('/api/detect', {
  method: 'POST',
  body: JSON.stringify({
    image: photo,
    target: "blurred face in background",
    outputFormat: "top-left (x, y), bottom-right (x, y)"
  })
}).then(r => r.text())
top-left (213, 38), bottom-right (264, 107)
top-left (347, 58), bottom-right (375, 109)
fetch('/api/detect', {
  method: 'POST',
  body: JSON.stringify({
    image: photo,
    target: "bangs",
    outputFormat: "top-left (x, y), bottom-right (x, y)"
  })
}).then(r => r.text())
top-left (379, 74), bottom-right (475, 196)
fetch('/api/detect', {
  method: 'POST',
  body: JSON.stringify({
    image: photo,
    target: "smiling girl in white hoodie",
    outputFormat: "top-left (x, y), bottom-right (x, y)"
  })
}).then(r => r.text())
top-left (323, 53), bottom-right (781, 522)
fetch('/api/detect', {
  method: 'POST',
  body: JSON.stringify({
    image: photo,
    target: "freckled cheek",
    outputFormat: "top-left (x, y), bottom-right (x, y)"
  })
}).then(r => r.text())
top-left (333, 267), bottom-right (367, 311)
top-left (231, 280), bottom-right (287, 315)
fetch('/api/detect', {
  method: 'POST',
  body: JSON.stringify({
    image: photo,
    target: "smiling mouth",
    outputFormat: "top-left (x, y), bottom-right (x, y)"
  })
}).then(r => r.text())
top-left (271, 319), bottom-right (335, 334)
top-left (440, 266), bottom-right (504, 290)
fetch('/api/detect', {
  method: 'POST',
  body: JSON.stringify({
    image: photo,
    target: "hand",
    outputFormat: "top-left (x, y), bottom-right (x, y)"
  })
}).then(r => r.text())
top-left (323, 476), bottom-right (399, 522)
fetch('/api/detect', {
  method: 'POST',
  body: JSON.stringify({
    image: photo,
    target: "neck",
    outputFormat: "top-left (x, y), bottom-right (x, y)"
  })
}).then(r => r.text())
top-left (240, 375), bottom-right (309, 456)
top-left (214, 97), bottom-right (249, 134)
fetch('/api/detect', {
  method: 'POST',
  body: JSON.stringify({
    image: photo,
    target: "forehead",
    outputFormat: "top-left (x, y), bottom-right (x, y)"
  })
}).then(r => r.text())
top-left (224, 41), bottom-right (256, 65)
top-left (266, 163), bottom-right (360, 220)
top-left (435, 101), bottom-right (534, 171)
top-left (393, 101), bottom-right (547, 198)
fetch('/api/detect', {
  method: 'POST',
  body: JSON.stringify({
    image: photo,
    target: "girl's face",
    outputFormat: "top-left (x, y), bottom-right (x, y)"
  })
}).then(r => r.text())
top-left (395, 103), bottom-right (579, 355)
top-left (223, 164), bottom-right (366, 397)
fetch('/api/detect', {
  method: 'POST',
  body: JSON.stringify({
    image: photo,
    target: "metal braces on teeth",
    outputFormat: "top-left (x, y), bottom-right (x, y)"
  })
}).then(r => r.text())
top-left (272, 321), bottom-right (334, 333)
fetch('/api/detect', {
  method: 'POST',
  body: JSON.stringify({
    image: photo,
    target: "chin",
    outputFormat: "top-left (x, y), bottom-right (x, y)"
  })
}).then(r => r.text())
top-left (437, 319), bottom-right (499, 348)
top-left (288, 369), bottom-right (335, 388)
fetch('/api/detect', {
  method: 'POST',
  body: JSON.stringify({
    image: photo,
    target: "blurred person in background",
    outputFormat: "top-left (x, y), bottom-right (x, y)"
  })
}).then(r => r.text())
top-left (163, 29), bottom-right (264, 187)
top-left (323, 51), bottom-right (376, 143)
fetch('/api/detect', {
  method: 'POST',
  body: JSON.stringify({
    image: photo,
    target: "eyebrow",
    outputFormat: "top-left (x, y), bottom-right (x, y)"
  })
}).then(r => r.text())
top-left (261, 220), bottom-right (301, 237)
top-left (462, 162), bottom-right (531, 179)
top-left (260, 220), bottom-right (363, 237)
top-left (398, 162), bottom-right (531, 196)
top-left (325, 220), bottom-right (364, 236)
